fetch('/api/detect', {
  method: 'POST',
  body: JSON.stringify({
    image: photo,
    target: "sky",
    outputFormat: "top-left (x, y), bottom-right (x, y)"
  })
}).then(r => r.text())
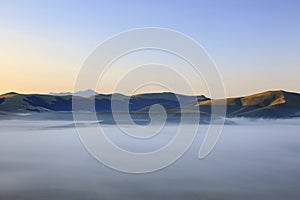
top-left (0, 0), bottom-right (299, 97)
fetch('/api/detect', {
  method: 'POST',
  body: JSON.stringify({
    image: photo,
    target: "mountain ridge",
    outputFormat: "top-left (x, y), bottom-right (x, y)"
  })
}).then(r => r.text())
top-left (0, 90), bottom-right (299, 118)
top-left (49, 89), bottom-right (98, 97)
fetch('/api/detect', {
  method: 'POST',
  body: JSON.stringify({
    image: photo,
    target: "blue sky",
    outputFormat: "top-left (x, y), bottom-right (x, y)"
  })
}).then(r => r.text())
top-left (0, 0), bottom-right (299, 96)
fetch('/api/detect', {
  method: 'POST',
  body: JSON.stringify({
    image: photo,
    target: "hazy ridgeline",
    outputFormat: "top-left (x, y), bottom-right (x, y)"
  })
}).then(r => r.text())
top-left (0, 118), bottom-right (300, 200)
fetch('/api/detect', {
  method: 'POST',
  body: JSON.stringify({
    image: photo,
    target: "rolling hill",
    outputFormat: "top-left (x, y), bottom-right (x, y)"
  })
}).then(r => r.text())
top-left (0, 90), bottom-right (299, 118)
top-left (198, 90), bottom-right (300, 118)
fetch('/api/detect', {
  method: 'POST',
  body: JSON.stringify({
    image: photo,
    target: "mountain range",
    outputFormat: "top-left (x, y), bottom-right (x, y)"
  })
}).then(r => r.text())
top-left (0, 90), bottom-right (299, 119)
top-left (49, 89), bottom-right (98, 97)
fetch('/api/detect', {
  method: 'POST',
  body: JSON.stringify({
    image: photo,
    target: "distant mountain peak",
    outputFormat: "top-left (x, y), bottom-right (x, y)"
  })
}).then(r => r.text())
top-left (49, 89), bottom-right (98, 97)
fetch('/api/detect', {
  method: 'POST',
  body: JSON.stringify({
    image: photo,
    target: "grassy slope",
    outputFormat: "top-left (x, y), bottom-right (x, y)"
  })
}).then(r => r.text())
top-left (198, 90), bottom-right (300, 118)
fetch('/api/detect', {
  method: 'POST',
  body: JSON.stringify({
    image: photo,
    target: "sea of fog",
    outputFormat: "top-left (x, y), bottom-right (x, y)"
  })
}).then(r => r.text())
top-left (0, 117), bottom-right (300, 200)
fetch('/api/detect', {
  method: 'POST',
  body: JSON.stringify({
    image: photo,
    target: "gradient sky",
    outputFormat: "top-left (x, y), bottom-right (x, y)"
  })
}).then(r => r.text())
top-left (0, 0), bottom-right (299, 97)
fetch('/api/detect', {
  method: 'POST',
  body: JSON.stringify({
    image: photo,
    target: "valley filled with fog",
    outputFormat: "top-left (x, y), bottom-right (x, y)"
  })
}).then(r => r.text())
top-left (1, 118), bottom-right (300, 200)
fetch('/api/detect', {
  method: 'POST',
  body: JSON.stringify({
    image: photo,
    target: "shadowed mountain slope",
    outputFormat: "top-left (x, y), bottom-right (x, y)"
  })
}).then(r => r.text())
top-left (0, 92), bottom-right (208, 113)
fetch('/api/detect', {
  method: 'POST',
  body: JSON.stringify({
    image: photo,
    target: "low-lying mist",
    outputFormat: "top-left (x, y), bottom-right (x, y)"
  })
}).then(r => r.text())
top-left (0, 118), bottom-right (300, 200)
